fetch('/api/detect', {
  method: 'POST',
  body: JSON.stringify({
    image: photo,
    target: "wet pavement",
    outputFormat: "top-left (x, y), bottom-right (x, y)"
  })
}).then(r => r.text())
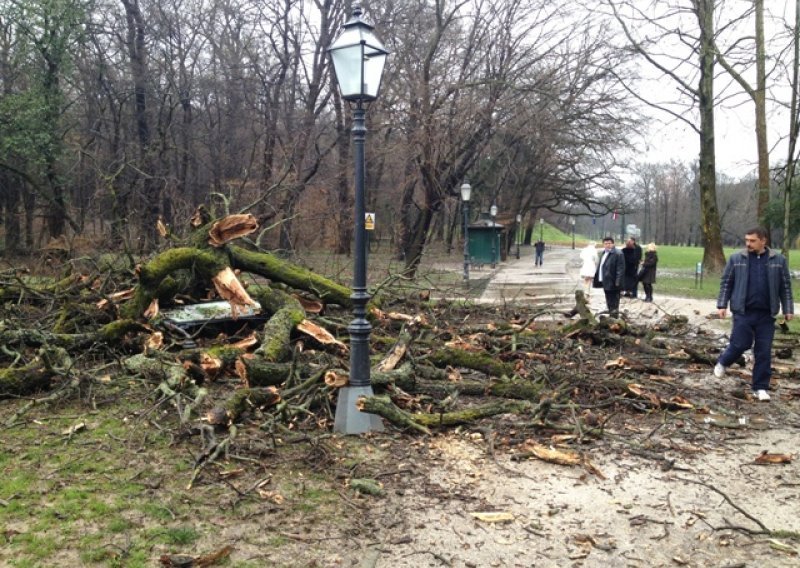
top-left (465, 244), bottom-right (724, 328)
top-left (476, 244), bottom-right (582, 308)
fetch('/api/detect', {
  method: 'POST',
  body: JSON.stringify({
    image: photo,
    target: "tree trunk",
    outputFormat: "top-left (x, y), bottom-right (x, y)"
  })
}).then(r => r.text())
top-left (697, 0), bottom-right (726, 272)
top-left (121, 0), bottom-right (159, 248)
top-left (1, 173), bottom-right (21, 255)
top-left (754, 0), bottom-right (769, 229)
top-left (783, 0), bottom-right (800, 258)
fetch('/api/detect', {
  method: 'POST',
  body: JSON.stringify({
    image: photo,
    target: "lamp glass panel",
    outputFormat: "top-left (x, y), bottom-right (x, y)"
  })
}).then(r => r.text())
top-left (460, 183), bottom-right (471, 201)
top-left (362, 48), bottom-right (387, 99)
top-left (330, 40), bottom-right (364, 99)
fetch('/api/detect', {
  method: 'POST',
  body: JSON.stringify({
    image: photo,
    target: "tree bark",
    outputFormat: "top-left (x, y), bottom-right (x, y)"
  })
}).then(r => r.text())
top-left (427, 347), bottom-right (516, 377)
top-left (697, 0), bottom-right (726, 272)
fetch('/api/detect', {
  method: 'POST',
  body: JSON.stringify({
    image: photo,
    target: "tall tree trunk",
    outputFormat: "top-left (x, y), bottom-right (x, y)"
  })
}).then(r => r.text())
top-left (1, 173), bottom-right (21, 255)
top-left (697, 0), bottom-right (725, 271)
top-left (23, 183), bottom-right (35, 250)
top-left (403, 206), bottom-right (436, 277)
top-left (783, 0), bottom-right (800, 258)
top-left (121, 0), bottom-right (158, 248)
top-left (333, 95), bottom-right (352, 256)
top-left (754, 0), bottom-right (769, 229)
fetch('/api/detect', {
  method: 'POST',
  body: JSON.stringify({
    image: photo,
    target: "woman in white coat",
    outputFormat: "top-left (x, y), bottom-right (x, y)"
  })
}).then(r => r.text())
top-left (579, 242), bottom-right (598, 297)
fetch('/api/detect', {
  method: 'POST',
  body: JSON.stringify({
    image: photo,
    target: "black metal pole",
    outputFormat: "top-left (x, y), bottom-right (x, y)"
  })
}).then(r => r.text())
top-left (463, 203), bottom-right (470, 285)
top-left (515, 220), bottom-right (520, 259)
top-left (349, 102), bottom-right (370, 388)
top-left (572, 224), bottom-right (575, 249)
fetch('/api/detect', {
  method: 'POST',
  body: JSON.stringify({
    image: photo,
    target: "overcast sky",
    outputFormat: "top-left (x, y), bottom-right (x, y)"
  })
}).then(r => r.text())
top-left (641, 104), bottom-right (790, 180)
top-left (609, 0), bottom-right (795, 181)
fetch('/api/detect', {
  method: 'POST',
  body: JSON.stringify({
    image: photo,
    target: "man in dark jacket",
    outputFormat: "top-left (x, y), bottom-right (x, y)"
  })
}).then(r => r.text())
top-left (593, 237), bottom-right (625, 316)
top-left (534, 240), bottom-right (545, 266)
top-left (714, 227), bottom-right (794, 401)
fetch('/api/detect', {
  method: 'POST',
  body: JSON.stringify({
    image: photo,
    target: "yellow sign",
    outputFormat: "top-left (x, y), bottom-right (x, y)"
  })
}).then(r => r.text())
top-left (365, 213), bottom-right (375, 231)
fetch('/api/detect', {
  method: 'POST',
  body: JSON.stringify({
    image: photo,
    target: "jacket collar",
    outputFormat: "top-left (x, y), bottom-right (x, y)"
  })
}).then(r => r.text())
top-left (739, 246), bottom-right (776, 258)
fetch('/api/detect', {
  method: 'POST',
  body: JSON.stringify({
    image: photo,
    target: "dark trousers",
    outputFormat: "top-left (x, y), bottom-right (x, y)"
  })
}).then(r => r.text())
top-left (642, 283), bottom-right (653, 301)
top-left (535, 251), bottom-right (543, 266)
top-left (604, 289), bottom-right (621, 315)
top-left (718, 310), bottom-right (775, 391)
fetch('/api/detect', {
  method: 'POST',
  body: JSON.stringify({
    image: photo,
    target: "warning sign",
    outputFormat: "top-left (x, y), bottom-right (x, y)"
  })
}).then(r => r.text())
top-left (365, 212), bottom-right (375, 231)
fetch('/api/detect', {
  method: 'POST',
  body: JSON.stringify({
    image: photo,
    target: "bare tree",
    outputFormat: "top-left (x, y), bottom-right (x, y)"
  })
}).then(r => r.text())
top-left (783, 0), bottom-right (800, 257)
top-left (606, 0), bottom-right (726, 271)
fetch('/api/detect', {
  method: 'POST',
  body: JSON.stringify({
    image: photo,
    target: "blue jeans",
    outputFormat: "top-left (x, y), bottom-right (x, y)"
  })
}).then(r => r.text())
top-left (535, 251), bottom-right (543, 266)
top-left (717, 310), bottom-right (775, 391)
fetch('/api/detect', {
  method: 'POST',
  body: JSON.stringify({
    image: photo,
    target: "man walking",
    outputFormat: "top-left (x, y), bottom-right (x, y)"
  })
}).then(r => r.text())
top-left (534, 240), bottom-right (545, 267)
top-left (593, 237), bottom-right (625, 316)
top-left (714, 227), bottom-right (794, 401)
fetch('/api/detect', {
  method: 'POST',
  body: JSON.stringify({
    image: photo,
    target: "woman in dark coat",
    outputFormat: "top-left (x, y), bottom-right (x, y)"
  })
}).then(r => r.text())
top-left (622, 238), bottom-right (642, 297)
top-left (638, 243), bottom-right (658, 302)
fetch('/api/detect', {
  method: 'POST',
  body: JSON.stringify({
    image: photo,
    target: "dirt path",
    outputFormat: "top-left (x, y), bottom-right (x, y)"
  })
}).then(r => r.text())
top-left (333, 252), bottom-right (800, 568)
top-left (336, 365), bottom-right (800, 567)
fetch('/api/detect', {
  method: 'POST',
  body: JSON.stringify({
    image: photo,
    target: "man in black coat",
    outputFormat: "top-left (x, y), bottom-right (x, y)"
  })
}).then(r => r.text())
top-left (593, 237), bottom-right (625, 316)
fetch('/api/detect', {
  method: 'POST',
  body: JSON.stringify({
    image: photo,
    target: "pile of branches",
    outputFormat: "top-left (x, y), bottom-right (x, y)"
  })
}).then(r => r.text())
top-left (3, 210), bottom-right (788, 484)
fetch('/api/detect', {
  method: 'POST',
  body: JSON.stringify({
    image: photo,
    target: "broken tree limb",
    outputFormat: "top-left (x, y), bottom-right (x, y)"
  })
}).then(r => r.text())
top-left (122, 247), bottom-right (228, 318)
top-left (563, 290), bottom-right (597, 329)
top-left (213, 387), bottom-right (282, 424)
top-left (427, 348), bottom-right (515, 377)
top-left (359, 394), bottom-right (541, 431)
top-left (0, 347), bottom-right (72, 399)
top-left (356, 395), bottom-right (431, 435)
top-left (229, 245), bottom-right (353, 307)
top-left (250, 289), bottom-right (305, 362)
top-left (0, 319), bottom-right (150, 351)
top-left (236, 359), bottom-right (313, 387)
top-left (369, 363), bottom-right (547, 402)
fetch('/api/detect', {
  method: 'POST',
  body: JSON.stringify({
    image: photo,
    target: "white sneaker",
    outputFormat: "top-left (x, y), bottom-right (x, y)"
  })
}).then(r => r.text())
top-left (754, 390), bottom-right (771, 402)
top-left (713, 363), bottom-right (726, 378)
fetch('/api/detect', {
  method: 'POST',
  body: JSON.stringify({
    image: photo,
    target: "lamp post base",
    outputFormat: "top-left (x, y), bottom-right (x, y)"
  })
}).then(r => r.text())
top-left (334, 386), bottom-right (385, 434)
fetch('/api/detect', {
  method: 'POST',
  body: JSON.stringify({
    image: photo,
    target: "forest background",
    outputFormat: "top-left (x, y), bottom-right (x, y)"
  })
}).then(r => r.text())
top-left (1, 0), bottom-right (799, 274)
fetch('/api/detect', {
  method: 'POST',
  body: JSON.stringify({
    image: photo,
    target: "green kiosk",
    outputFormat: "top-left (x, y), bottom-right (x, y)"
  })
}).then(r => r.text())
top-left (468, 215), bottom-right (504, 267)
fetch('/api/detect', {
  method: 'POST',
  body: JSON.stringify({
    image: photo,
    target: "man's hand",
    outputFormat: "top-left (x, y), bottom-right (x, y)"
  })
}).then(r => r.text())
top-left (718, 308), bottom-right (727, 319)
top-left (786, 314), bottom-right (793, 321)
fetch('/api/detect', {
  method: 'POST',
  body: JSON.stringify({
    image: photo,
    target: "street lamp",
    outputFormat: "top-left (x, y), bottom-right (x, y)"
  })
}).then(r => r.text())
top-left (515, 213), bottom-right (522, 259)
top-left (461, 181), bottom-right (472, 286)
top-left (539, 217), bottom-right (544, 241)
top-left (490, 203), bottom-right (498, 268)
top-left (329, 5), bottom-right (388, 434)
top-left (570, 217), bottom-right (576, 249)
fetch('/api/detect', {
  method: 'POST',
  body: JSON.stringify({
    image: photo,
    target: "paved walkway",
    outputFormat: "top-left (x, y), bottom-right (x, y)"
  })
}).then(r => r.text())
top-left (476, 244), bottom-right (584, 308)
top-left (472, 244), bottom-right (725, 328)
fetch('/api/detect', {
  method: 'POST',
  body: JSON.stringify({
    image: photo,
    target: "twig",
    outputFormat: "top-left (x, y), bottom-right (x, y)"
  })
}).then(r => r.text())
top-left (676, 477), bottom-right (770, 533)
